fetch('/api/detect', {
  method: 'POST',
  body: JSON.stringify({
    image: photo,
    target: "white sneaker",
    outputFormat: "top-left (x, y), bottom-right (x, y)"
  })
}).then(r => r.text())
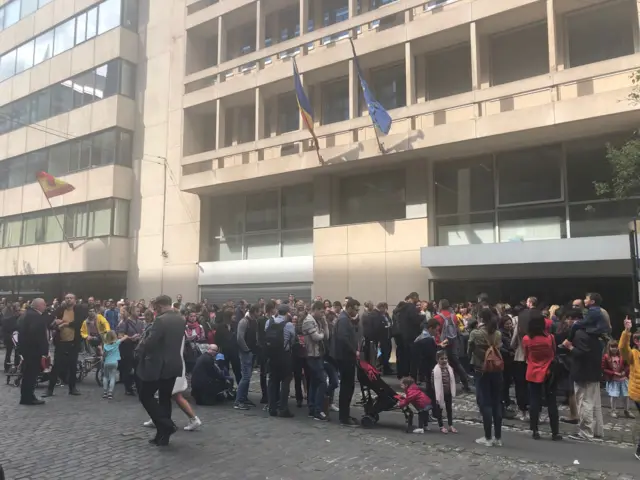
top-left (412, 428), bottom-right (424, 434)
top-left (329, 404), bottom-right (339, 412)
top-left (493, 438), bottom-right (503, 447)
top-left (475, 437), bottom-right (493, 447)
top-left (184, 416), bottom-right (202, 431)
top-left (143, 419), bottom-right (155, 428)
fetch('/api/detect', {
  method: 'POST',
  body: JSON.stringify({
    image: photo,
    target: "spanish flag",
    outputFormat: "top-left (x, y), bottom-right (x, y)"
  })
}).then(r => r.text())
top-left (36, 171), bottom-right (75, 199)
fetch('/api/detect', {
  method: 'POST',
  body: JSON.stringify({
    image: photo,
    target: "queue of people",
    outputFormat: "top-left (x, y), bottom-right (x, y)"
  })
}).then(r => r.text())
top-left (0, 291), bottom-right (639, 461)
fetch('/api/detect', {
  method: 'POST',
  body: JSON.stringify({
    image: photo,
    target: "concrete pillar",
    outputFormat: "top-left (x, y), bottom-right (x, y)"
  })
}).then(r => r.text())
top-left (300, 0), bottom-right (308, 34)
top-left (470, 22), bottom-right (480, 90)
top-left (405, 41), bottom-right (416, 106)
top-left (256, 0), bottom-right (265, 50)
top-left (349, 0), bottom-right (359, 38)
top-left (217, 16), bottom-right (227, 64)
top-left (549, 0), bottom-right (565, 70)
top-left (215, 99), bottom-right (226, 149)
top-left (313, 176), bottom-right (332, 228)
top-left (348, 59), bottom-right (358, 119)
top-left (255, 88), bottom-right (264, 140)
top-left (405, 160), bottom-right (428, 219)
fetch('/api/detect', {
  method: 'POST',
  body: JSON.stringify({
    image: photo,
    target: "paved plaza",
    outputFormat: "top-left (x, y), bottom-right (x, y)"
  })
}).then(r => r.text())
top-left (0, 369), bottom-right (638, 480)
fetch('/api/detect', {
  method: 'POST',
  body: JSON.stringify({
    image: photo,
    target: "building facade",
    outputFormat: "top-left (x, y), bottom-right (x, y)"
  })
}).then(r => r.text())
top-left (1, 0), bottom-right (640, 307)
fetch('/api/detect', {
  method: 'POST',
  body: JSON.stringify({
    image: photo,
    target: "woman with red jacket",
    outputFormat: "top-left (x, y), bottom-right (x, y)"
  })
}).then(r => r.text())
top-left (523, 311), bottom-right (562, 441)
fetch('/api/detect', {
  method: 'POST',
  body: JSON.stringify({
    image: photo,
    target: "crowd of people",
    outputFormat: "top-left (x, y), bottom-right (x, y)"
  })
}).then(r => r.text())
top-left (0, 291), bottom-right (638, 461)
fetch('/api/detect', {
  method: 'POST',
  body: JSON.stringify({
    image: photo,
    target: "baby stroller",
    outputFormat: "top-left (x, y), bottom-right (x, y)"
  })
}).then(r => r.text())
top-left (357, 359), bottom-right (401, 428)
top-left (5, 332), bottom-right (58, 388)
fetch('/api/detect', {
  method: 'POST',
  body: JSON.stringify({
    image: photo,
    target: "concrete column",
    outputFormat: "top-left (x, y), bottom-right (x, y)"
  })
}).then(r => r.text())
top-left (313, 176), bottom-right (332, 228)
top-left (300, 0), bottom-right (308, 34)
top-left (215, 99), bottom-right (226, 149)
top-left (349, 0), bottom-right (359, 38)
top-left (348, 59), bottom-right (358, 119)
top-left (256, 0), bottom-right (265, 50)
top-left (217, 16), bottom-right (227, 64)
top-left (470, 22), bottom-right (480, 90)
top-left (550, 0), bottom-right (565, 70)
top-left (405, 160), bottom-right (428, 219)
top-left (255, 88), bottom-right (264, 141)
top-left (405, 41), bottom-right (416, 106)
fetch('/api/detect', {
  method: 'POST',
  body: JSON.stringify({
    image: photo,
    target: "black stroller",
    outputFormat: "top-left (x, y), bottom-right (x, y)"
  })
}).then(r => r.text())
top-left (357, 359), bottom-right (402, 428)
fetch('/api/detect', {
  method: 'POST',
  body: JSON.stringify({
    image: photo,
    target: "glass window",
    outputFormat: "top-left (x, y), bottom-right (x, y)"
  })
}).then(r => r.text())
top-left (321, 78), bottom-right (349, 125)
top-left (50, 81), bottom-right (73, 115)
top-left (282, 230), bottom-right (313, 257)
top-left (4, 0), bottom-right (20, 28)
top-left (92, 130), bottom-right (116, 166)
top-left (497, 146), bottom-right (562, 206)
top-left (0, 221), bottom-right (4, 248)
top-left (217, 236), bottom-right (243, 261)
top-left (4, 218), bottom-right (22, 247)
top-left (86, 7), bottom-right (98, 40)
top-left (570, 201), bottom-right (639, 238)
top-left (22, 214), bottom-right (45, 246)
top-left (34, 30), bottom-right (54, 65)
top-left (426, 44), bottom-right (472, 101)
top-left (246, 191), bottom-right (279, 231)
top-left (0, 162), bottom-right (8, 190)
top-left (48, 143), bottom-right (70, 176)
top-left (437, 213), bottom-right (495, 246)
top-left (15, 41), bottom-right (34, 74)
top-left (338, 169), bottom-right (406, 225)
top-left (0, 7), bottom-right (5, 31)
top-left (98, 0), bottom-right (121, 35)
top-left (88, 199), bottom-right (112, 236)
top-left (26, 150), bottom-right (48, 182)
top-left (53, 19), bottom-right (75, 56)
top-left (38, 0), bottom-right (53, 6)
top-left (79, 138), bottom-right (92, 170)
top-left (498, 205), bottom-right (566, 242)
top-left (21, 0), bottom-right (38, 18)
top-left (0, 49), bottom-right (17, 82)
top-left (122, 0), bottom-right (138, 31)
top-left (435, 156), bottom-right (494, 215)
top-left (43, 210), bottom-right (64, 242)
top-left (370, 64), bottom-right (406, 110)
top-left (120, 60), bottom-right (135, 97)
top-left (277, 92), bottom-right (299, 134)
top-left (113, 198), bottom-right (129, 236)
top-left (96, 60), bottom-right (120, 98)
top-left (216, 196), bottom-right (245, 236)
top-left (72, 70), bottom-right (96, 107)
top-left (0, 105), bottom-right (11, 134)
top-left (117, 130), bottom-right (133, 166)
top-left (30, 88), bottom-right (51, 123)
top-left (491, 23), bottom-right (549, 86)
top-left (75, 12), bottom-right (87, 44)
top-left (12, 97), bottom-right (29, 127)
top-left (68, 139), bottom-right (81, 172)
top-left (245, 233), bottom-right (280, 259)
top-left (65, 204), bottom-right (88, 238)
top-left (281, 184), bottom-right (313, 229)
top-left (8, 157), bottom-right (26, 188)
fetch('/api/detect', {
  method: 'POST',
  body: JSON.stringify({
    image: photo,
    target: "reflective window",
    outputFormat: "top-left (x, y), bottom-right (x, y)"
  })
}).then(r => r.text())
top-left (53, 19), bottom-right (75, 55)
top-left (277, 92), bottom-right (299, 135)
top-left (72, 70), bottom-right (96, 108)
top-left (498, 205), bottom-right (566, 242)
top-left (43, 210), bottom-right (64, 243)
top-left (282, 184), bottom-right (313, 229)
top-left (491, 23), bottom-right (549, 86)
top-left (321, 78), bottom-right (349, 125)
top-left (92, 130), bottom-right (116, 166)
top-left (48, 143), bottom-right (70, 176)
top-left (435, 156), bottom-right (494, 215)
top-left (98, 0), bottom-right (121, 35)
top-left (75, 12), bottom-right (87, 44)
top-left (427, 44), bottom-right (472, 101)
top-left (0, 50), bottom-right (16, 81)
top-left (369, 64), bottom-right (406, 110)
top-left (88, 199), bottom-right (112, 237)
top-left (282, 230), bottom-right (313, 257)
top-left (570, 201), bottom-right (638, 238)
top-left (245, 233), bottom-right (280, 259)
top-left (21, 0), bottom-right (38, 18)
top-left (65, 204), bottom-right (88, 239)
top-left (246, 191), bottom-right (279, 232)
top-left (437, 213), bottom-right (495, 246)
top-left (120, 60), bottom-right (136, 98)
top-left (4, 218), bottom-right (22, 248)
top-left (22, 214), bottom-right (45, 246)
top-left (38, 0), bottom-right (53, 6)
top-left (51, 81), bottom-right (73, 116)
top-left (15, 40), bottom-right (34, 73)
top-left (4, 1), bottom-right (20, 29)
top-left (497, 146), bottom-right (562, 206)
top-left (113, 198), bottom-right (129, 236)
top-left (86, 7), bottom-right (98, 40)
top-left (116, 130), bottom-right (133, 167)
top-left (337, 169), bottom-right (406, 225)
top-left (121, 0), bottom-right (138, 31)
top-left (34, 30), bottom-right (54, 65)
top-left (8, 157), bottom-right (26, 189)
top-left (26, 150), bottom-right (48, 181)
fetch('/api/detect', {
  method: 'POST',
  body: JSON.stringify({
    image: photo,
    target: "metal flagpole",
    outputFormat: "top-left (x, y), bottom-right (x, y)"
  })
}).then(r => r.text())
top-left (40, 187), bottom-right (75, 251)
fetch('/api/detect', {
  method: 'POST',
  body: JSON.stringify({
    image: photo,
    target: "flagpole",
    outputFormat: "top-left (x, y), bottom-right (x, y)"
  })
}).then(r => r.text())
top-left (348, 38), bottom-right (386, 155)
top-left (39, 187), bottom-right (75, 251)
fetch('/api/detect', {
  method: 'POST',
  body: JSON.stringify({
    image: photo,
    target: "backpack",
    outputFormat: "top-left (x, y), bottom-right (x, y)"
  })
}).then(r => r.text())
top-left (264, 320), bottom-right (286, 359)
top-left (482, 331), bottom-right (504, 373)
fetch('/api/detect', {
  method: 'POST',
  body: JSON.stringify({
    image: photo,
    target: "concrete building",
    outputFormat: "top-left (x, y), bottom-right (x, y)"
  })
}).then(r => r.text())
top-left (1, 0), bottom-right (640, 308)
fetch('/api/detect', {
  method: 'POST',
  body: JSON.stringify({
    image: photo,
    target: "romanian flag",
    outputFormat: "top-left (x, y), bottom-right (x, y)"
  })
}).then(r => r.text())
top-left (293, 58), bottom-right (323, 165)
top-left (36, 171), bottom-right (75, 198)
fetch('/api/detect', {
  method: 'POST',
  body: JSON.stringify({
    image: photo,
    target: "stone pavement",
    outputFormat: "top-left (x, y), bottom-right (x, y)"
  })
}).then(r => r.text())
top-left (1, 376), bottom-right (639, 480)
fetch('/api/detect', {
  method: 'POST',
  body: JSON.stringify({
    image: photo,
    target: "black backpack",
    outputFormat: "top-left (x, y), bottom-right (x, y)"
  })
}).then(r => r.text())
top-left (264, 320), bottom-right (286, 359)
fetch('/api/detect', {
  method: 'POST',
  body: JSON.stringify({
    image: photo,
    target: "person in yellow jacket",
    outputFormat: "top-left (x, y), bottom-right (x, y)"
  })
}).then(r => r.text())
top-left (80, 307), bottom-right (111, 357)
top-left (619, 316), bottom-right (640, 461)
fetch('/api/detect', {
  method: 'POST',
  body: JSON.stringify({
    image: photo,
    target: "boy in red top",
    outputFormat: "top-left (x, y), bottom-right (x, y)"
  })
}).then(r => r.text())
top-left (396, 377), bottom-right (432, 433)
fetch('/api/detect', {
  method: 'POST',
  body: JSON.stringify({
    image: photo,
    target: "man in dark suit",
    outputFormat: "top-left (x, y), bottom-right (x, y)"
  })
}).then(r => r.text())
top-left (18, 299), bottom-right (50, 405)
top-left (43, 293), bottom-right (88, 397)
top-left (136, 295), bottom-right (185, 446)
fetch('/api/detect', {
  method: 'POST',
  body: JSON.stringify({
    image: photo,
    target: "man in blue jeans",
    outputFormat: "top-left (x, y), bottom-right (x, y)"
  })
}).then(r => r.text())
top-left (235, 304), bottom-right (260, 410)
top-left (302, 301), bottom-right (330, 420)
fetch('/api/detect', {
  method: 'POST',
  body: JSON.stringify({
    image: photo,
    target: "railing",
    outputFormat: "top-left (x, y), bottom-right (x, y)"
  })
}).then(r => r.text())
top-left (181, 53), bottom-right (640, 176)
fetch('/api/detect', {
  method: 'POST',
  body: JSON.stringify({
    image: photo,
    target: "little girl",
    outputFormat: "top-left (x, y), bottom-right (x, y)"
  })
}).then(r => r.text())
top-left (397, 377), bottom-right (432, 434)
top-left (432, 350), bottom-right (457, 433)
top-left (603, 339), bottom-right (634, 419)
top-left (103, 331), bottom-right (125, 399)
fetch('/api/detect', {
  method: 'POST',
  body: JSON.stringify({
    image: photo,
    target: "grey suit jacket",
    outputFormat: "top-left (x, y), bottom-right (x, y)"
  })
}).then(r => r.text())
top-left (136, 310), bottom-right (185, 382)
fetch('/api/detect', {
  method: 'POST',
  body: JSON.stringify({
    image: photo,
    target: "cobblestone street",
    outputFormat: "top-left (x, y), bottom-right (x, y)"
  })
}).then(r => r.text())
top-left (0, 369), bottom-right (638, 480)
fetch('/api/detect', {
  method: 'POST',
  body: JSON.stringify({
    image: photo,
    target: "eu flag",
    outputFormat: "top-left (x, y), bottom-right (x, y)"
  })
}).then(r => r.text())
top-left (349, 39), bottom-right (392, 135)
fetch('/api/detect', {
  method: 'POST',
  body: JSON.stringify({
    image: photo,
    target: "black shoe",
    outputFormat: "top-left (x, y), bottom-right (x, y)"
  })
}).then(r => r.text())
top-left (20, 399), bottom-right (45, 405)
top-left (245, 399), bottom-right (256, 407)
top-left (269, 410), bottom-right (278, 417)
top-left (68, 389), bottom-right (81, 396)
top-left (532, 431), bottom-right (541, 440)
top-left (148, 436), bottom-right (159, 445)
top-left (296, 400), bottom-right (303, 408)
top-left (340, 417), bottom-right (360, 428)
top-left (278, 410), bottom-right (294, 418)
top-left (125, 390), bottom-right (137, 396)
top-left (552, 434), bottom-right (563, 441)
top-left (560, 417), bottom-right (578, 425)
top-left (260, 396), bottom-right (268, 404)
top-left (42, 391), bottom-right (54, 398)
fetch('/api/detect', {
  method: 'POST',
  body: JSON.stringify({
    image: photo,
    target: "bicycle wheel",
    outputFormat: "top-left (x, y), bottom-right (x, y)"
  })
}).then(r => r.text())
top-left (95, 365), bottom-right (103, 387)
top-left (76, 361), bottom-right (86, 383)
